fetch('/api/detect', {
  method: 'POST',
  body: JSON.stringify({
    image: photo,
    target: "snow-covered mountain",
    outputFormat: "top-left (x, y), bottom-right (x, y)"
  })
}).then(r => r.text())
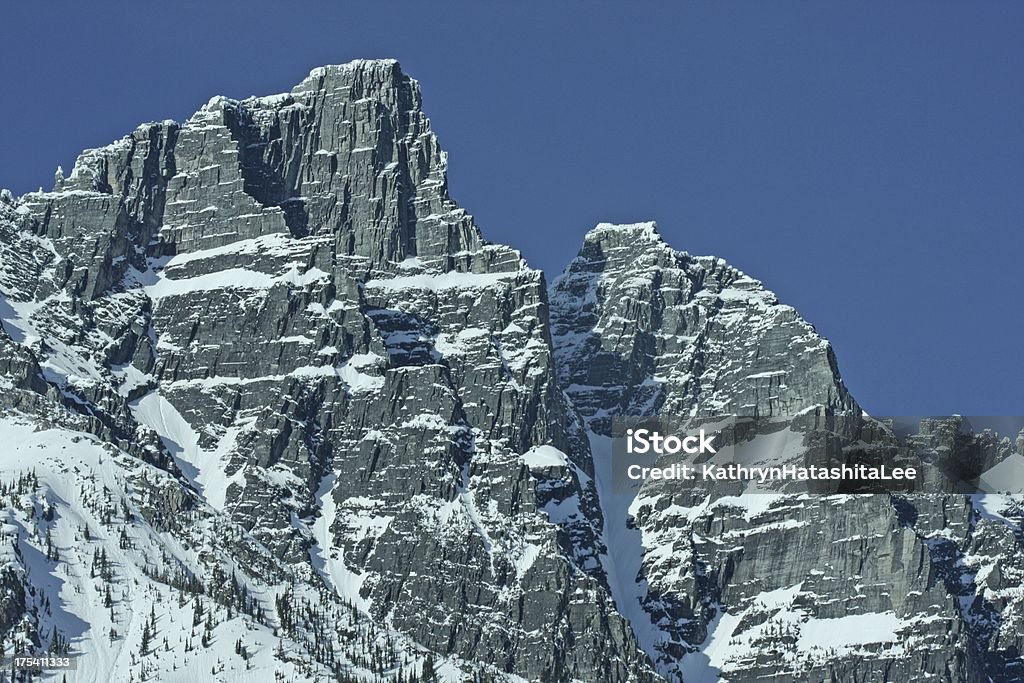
top-left (0, 60), bottom-right (1021, 682)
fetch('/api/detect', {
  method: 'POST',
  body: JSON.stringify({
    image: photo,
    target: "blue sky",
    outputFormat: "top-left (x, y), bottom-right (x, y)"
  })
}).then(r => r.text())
top-left (2, 2), bottom-right (1021, 416)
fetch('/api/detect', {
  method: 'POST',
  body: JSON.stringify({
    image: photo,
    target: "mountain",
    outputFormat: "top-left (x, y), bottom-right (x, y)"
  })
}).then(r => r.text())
top-left (0, 59), bottom-right (1022, 682)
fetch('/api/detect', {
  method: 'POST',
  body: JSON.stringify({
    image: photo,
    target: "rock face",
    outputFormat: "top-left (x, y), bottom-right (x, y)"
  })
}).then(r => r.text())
top-left (0, 60), bottom-right (1021, 682)
top-left (549, 223), bottom-right (1024, 682)
top-left (549, 222), bottom-right (856, 426)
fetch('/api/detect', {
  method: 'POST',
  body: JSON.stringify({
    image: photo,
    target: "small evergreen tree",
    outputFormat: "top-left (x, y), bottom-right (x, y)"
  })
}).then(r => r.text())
top-left (421, 653), bottom-right (437, 682)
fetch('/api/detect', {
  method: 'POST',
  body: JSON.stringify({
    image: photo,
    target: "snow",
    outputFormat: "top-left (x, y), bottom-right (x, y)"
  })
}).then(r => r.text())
top-left (746, 370), bottom-right (787, 379)
top-left (513, 543), bottom-right (542, 579)
top-left (970, 494), bottom-right (1021, 529)
top-left (310, 473), bottom-right (371, 612)
top-left (433, 327), bottom-right (490, 357)
top-left (141, 267), bottom-right (278, 297)
top-left (0, 416), bottom-right (128, 681)
top-left (129, 391), bottom-right (247, 511)
top-left (198, 420), bottom-right (253, 511)
top-left (755, 583), bottom-right (804, 609)
top-left (40, 335), bottom-right (107, 386)
top-left (0, 289), bottom-right (109, 390)
top-left (796, 611), bottom-right (902, 652)
top-left (306, 60), bottom-right (398, 81)
top-left (540, 493), bottom-right (582, 526)
top-left (396, 256), bottom-right (425, 270)
top-left (280, 265), bottom-right (331, 287)
top-left (458, 462), bottom-right (495, 559)
top-left (138, 262), bottom-right (329, 299)
top-left (679, 583), bottom-right (908, 679)
top-left (0, 291), bottom-right (44, 344)
top-left (680, 608), bottom-right (741, 682)
top-left (589, 221), bottom-right (661, 241)
top-left (400, 413), bottom-right (451, 431)
top-left (712, 493), bottom-right (785, 521)
top-left (110, 363), bottom-right (152, 398)
top-left (0, 410), bottom-right (434, 679)
top-left (163, 356), bottom-right (385, 394)
top-left (0, 413), bottom-right (316, 682)
top-left (161, 233), bottom-right (292, 267)
top-left (363, 270), bottom-right (516, 292)
top-left (335, 353), bottom-right (386, 393)
top-left (520, 445), bottom-right (569, 468)
top-left (341, 497), bottom-right (394, 541)
top-left (719, 285), bottom-right (772, 304)
top-left (589, 432), bottom-right (667, 669)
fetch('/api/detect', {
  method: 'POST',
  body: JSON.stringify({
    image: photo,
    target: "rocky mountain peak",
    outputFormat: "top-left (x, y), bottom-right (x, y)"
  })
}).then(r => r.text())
top-left (292, 59), bottom-right (411, 99)
top-left (45, 58), bottom-right (486, 276)
top-left (576, 221), bottom-right (675, 270)
top-left (551, 220), bottom-right (855, 430)
top-left (586, 220), bottom-right (663, 240)
top-left (1, 61), bottom-right (1022, 683)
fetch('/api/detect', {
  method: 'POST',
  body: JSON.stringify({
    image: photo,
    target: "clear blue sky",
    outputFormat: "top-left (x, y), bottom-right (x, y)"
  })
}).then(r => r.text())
top-left (2, 2), bottom-right (1021, 416)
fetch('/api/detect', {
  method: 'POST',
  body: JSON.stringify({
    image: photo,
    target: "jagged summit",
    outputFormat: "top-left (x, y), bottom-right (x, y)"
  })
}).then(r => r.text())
top-left (585, 222), bottom-right (663, 250)
top-left (303, 58), bottom-right (402, 78)
top-left (307, 57), bottom-right (401, 74)
top-left (23, 58), bottom-right (501, 276)
top-left (588, 220), bottom-right (662, 238)
top-left (288, 59), bottom-right (424, 124)
top-left (551, 219), bottom-right (856, 426)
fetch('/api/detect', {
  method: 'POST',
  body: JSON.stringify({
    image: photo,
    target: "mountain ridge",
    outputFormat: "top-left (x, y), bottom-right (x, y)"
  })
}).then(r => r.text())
top-left (0, 59), bottom-right (1021, 683)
